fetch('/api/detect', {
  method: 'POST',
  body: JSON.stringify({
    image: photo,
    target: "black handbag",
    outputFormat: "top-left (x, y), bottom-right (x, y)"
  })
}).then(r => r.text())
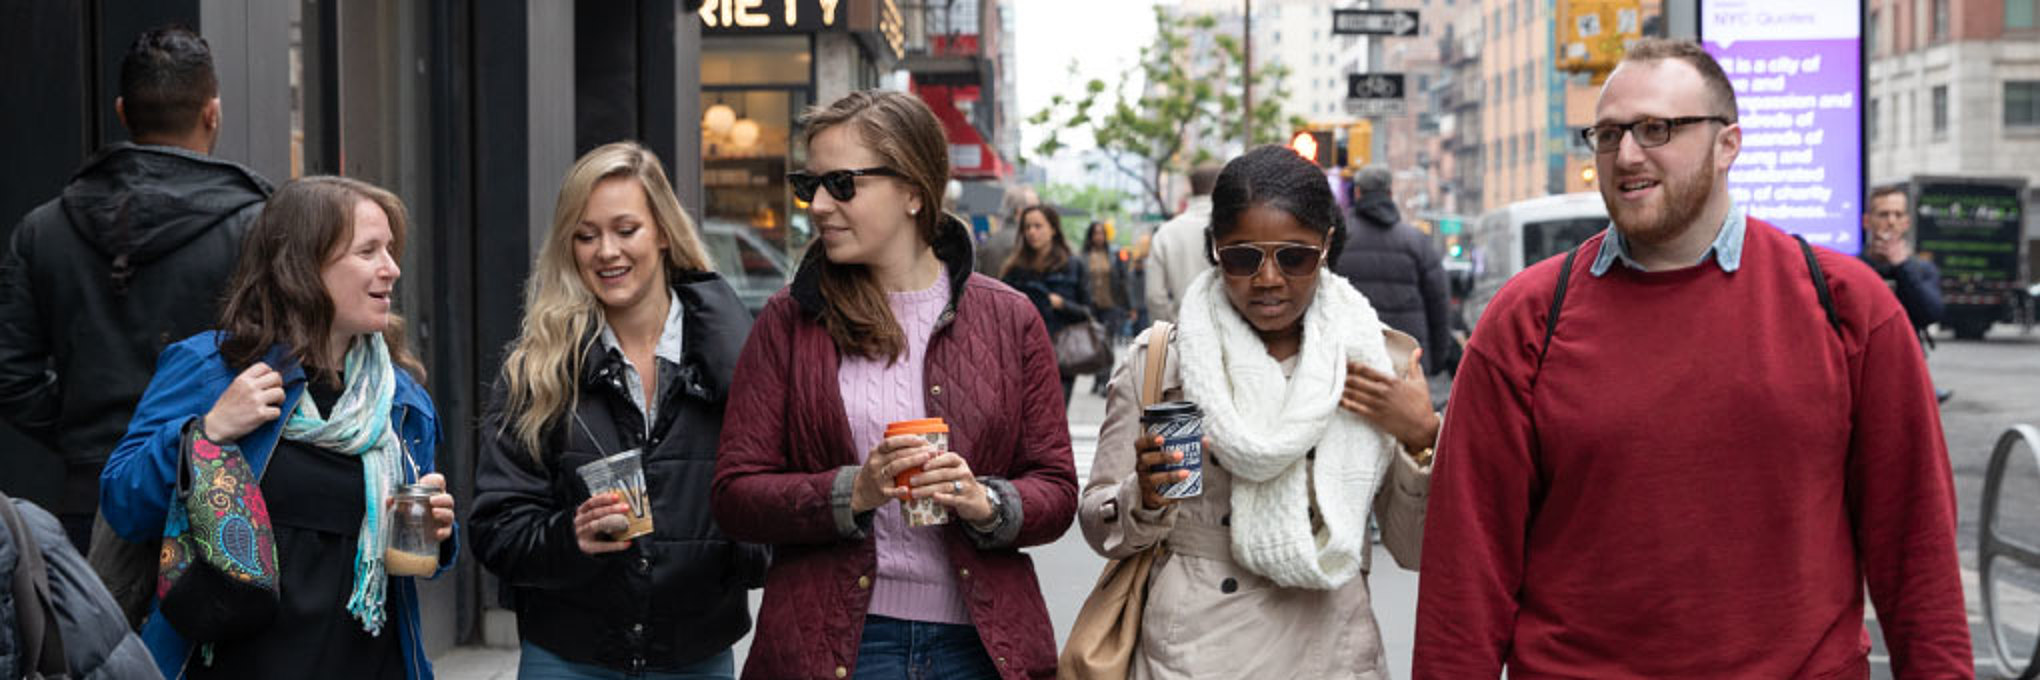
top-left (1055, 316), bottom-right (1113, 376)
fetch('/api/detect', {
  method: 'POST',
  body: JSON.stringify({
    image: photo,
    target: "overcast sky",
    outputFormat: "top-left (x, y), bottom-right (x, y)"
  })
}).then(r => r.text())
top-left (1012, 0), bottom-right (1163, 159)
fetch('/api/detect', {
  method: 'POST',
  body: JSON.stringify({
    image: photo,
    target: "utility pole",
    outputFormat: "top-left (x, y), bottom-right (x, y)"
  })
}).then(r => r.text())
top-left (1243, 0), bottom-right (1253, 149)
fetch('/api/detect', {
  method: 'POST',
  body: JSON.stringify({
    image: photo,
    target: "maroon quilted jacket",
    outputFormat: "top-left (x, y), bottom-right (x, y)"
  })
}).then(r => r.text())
top-left (713, 217), bottom-right (1078, 679)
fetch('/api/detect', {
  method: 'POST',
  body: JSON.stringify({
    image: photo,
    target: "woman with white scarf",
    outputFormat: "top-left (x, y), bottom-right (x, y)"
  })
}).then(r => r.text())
top-left (100, 177), bottom-right (456, 680)
top-left (1078, 146), bottom-right (1441, 679)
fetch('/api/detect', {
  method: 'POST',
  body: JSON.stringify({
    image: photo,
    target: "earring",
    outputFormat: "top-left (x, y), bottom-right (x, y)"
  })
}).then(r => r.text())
top-left (909, 207), bottom-right (919, 216)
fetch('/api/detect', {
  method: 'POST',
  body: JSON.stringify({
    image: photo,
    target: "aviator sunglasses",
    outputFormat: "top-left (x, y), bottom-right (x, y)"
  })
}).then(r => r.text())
top-left (1212, 241), bottom-right (1327, 278)
top-left (786, 167), bottom-right (905, 202)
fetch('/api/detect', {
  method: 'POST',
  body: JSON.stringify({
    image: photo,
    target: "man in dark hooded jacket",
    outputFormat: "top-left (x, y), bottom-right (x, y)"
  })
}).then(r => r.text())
top-left (1331, 166), bottom-right (1452, 375)
top-left (0, 25), bottom-right (271, 553)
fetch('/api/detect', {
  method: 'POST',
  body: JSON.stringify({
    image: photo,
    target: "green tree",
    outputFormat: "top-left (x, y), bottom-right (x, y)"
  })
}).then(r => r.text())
top-left (1028, 6), bottom-right (1306, 218)
top-left (1039, 182), bottom-right (1137, 241)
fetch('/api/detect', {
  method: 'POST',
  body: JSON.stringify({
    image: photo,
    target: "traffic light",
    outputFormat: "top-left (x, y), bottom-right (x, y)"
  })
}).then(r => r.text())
top-left (1347, 122), bottom-right (1372, 168)
top-left (1289, 129), bottom-right (1335, 167)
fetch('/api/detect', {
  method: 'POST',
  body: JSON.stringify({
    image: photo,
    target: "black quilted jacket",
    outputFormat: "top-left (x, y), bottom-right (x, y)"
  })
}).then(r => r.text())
top-left (712, 215), bottom-right (1078, 679)
top-left (469, 272), bottom-right (767, 673)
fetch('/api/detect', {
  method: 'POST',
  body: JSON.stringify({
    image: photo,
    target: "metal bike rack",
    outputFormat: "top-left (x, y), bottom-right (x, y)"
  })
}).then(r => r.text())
top-left (1980, 424), bottom-right (2040, 679)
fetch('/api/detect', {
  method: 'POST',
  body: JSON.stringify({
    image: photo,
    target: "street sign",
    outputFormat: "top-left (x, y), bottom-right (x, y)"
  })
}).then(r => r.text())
top-left (1344, 98), bottom-right (1408, 116)
top-left (1348, 72), bottom-right (1405, 99)
top-left (1332, 9), bottom-right (1420, 37)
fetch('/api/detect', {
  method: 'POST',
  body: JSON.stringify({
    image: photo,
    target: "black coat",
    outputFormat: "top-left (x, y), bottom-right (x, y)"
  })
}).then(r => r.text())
top-left (0, 143), bottom-right (270, 516)
top-left (1001, 254), bottom-right (1092, 337)
top-left (469, 272), bottom-right (768, 672)
top-left (1332, 192), bottom-right (1452, 375)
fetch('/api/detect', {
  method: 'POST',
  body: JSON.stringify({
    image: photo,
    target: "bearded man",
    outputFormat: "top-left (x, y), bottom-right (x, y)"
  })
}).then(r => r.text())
top-left (1411, 39), bottom-right (1972, 677)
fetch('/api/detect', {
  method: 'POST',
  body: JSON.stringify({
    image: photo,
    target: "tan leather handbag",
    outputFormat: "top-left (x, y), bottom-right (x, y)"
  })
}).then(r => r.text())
top-left (1058, 321), bottom-right (1173, 680)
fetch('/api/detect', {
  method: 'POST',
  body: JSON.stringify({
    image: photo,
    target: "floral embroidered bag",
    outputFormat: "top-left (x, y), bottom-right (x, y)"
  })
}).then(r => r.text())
top-left (155, 423), bottom-right (280, 642)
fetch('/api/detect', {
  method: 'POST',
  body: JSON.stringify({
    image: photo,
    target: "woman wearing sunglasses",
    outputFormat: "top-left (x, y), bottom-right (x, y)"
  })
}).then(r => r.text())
top-left (467, 142), bottom-right (765, 679)
top-left (996, 204), bottom-right (1093, 404)
top-left (1078, 145), bottom-right (1441, 678)
top-left (712, 90), bottom-right (1077, 679)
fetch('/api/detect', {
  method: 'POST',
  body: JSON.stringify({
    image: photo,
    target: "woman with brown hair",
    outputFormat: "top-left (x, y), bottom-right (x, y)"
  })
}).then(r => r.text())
top-left (100, 176), bottom-right (455, 679)
top-left (712, 90), bottom-right (1077, 679)
top-left (998, 204), bottom-right (1092, 403)
top-left (467, 141), bottom-right (764, 679)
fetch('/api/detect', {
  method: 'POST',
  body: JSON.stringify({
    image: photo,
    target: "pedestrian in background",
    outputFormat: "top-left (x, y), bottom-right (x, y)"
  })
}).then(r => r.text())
top-left (99, 176), bottom-right (456, 680)
top-left (1080, 145), bottom-right (1439, 678)
top-left (1862, 184), bottom-right (1952, 403)
top-left (1126, 228), bottom-right (1154, 342)
top-left (999, 204), bottom-right (1092, 403)
top-left (1414, 39), bottom-right (1970, 676)
top-left (0, 25), bottom-right (271, 566)
top-left (1144, 164), bottom-right (1221, 324)
top-left (1331, 166), bottom-right (1453, 377)
top-left (467, 141), bottom-right (765, 679)
top-left (1080, 220), bottom-right (1128, 396)
top-left (712, 90), bottom-right (1077, 680)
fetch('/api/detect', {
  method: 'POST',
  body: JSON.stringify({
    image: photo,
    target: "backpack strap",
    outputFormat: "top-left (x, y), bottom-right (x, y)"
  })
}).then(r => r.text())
top-left (1537, 245), bottom-right (1584, 370)
top-left (1, 492), bottom-right (70, 679)
top-left (1793, 234), bottom-right (1843, 336)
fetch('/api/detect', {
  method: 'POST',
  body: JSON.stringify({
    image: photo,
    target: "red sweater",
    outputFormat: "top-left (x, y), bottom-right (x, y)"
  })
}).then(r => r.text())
top-left (1414, 221), bottom-right (1972, 678)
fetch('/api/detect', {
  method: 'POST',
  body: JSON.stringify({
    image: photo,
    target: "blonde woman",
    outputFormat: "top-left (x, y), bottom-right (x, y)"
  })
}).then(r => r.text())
top-left (468, 141), bottom-right (765, 679)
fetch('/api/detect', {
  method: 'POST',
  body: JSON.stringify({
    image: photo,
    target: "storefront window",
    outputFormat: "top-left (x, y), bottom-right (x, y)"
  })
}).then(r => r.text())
top-left (702, 36), bottom-right (814, 272)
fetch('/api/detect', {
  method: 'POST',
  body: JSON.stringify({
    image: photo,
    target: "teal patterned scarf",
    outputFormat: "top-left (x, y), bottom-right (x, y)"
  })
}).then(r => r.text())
top-left (282, 333), bottom-right (404, 635)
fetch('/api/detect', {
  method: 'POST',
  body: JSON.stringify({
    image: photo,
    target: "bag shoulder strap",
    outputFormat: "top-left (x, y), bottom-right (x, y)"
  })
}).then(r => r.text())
top-left (1141, 321), bottom-right (1174, 407)
top-left (1793, 234), bottom-right (1843, 336)
top-left (2, 492), bottom-right (71, 679)
top-left (1537, 245), bottom-right (1584, 371)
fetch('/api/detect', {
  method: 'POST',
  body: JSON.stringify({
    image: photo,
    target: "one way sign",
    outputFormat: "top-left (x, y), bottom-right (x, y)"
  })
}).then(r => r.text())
top-left (1332, 9), bottom-right (1420, 37)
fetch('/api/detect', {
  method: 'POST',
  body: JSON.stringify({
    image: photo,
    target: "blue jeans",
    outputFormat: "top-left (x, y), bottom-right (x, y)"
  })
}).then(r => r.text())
top-left (853, 615), bottom-right (1000, 680)
top-left (517, 640), bottom-right (735, 680)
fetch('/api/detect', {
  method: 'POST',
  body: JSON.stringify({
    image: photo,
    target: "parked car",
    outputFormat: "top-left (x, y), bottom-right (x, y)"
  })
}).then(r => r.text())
top-left (699, 219), bottom-right (793, 316)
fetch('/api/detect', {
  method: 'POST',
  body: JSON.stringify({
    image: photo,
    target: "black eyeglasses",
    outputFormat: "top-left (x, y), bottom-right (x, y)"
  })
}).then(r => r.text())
top-left (786, 167), bottom-right (905, 202)
top-left (1578, 116), bottom-right (1734, 153)
top-left (1212, 242), bottom-right (1327, 278)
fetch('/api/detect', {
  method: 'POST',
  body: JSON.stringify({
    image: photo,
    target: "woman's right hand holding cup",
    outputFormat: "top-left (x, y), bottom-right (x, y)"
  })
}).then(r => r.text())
top-left (850, 435), bottom-right (934, 513)
top-left (202, 362), bottom-right (285, 442)
top-left (573, 492), bottom-right (633, 555)
top-left (1136, 434), bottom-right (1204, 511)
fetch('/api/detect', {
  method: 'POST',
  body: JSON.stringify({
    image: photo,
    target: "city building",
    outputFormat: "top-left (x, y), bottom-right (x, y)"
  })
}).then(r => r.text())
top-left (1867, 0), bottom-right (2040, 189)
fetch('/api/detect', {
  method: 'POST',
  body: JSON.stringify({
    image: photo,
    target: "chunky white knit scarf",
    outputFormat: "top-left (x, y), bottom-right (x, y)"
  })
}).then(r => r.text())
top-left (1175, 268), bottom-right (1396, 590)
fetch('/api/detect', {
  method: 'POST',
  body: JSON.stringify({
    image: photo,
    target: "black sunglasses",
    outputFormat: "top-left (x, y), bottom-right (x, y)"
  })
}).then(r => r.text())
top-left (786, 167), bottom-right (905, 202)
top-left (1212, 242), bottom-right (1327, 278)
top-left (1578, 116), bottom-right (1734, 153)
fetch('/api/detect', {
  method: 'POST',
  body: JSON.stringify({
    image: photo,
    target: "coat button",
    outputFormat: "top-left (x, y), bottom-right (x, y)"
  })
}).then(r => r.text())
top-left (631, 622), bottom-right (644, 634)
top-left (930, 384), bottom-right (943, 396)
top-left (1220, 514), bottom-right (1231, 527)
top-left (636, 557), bottom-right (650, 574)
top-left (1220, 577), bottom-right (1238, 594)
top-left (835, 666), bottom-right (848, 678)
top-left (958, 568), bottom-right (971, 579)
top-left (857, 575), bottom-right (871, 589)
top-left (997, 656), bottom-right (1008, 667)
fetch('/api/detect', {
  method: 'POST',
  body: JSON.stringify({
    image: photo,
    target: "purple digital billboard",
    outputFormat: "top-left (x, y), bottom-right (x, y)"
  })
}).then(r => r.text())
top-left (1700, 0), bottom-right (1865, 254)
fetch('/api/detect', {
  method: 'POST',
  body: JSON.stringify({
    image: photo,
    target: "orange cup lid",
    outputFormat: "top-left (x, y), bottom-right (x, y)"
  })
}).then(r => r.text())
top-left (884, 418), bottom-right (948, 436)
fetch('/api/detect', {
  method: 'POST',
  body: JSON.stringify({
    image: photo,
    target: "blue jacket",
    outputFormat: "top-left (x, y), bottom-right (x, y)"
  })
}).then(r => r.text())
top-left (99, 331), bottom-right (453, 680)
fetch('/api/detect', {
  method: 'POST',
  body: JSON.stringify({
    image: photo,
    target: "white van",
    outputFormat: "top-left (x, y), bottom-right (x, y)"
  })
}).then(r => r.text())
top-left (1464, 192), bottom-right (1609, 328)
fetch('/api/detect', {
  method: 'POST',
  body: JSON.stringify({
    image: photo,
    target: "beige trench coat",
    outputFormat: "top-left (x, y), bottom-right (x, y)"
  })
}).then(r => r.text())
top-left (1078, 327), bottom-right (1431, 680)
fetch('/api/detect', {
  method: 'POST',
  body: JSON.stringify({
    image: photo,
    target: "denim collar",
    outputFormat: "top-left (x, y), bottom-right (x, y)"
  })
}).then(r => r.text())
top-left (1591, 203), bottom-right (1746, 276)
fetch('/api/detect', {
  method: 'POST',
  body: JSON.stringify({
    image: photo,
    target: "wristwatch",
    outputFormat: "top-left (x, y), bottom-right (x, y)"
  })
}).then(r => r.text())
top-left (969, 481), bottom-right (1004, 533)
